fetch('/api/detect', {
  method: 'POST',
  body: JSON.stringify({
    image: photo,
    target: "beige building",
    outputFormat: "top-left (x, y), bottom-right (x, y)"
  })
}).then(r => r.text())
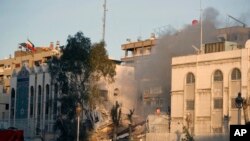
top-left (121, 34), bottom-right (156, 66)
top-left (121, 36), bottom-right (168, 117)
top-left (171, 40), bottom-right (250, 137)
top-left (0, 42), bottom-right (60, 94)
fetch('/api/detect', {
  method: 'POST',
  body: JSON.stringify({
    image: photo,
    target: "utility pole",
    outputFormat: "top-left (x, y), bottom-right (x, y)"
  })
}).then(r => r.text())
top-left (102, 0), bottom-right (107, 42)
top-left (200, 0), bottom-right (203, 50)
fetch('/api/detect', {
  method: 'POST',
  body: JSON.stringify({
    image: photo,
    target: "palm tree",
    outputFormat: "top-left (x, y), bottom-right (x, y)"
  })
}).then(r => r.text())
top-left (110, 101), bottom-right (121, 141)
top-left (127, 109), bottom-right (135, 141)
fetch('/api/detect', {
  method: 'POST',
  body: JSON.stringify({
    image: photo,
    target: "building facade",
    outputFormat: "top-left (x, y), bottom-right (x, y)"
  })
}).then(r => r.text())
top-left (171, 40), bottom-right (250, 136)
top-left (0, 42), bottom-right (60, 130)
top-left (121, 34), bottom-right (156, 66)
top-left (0, 42), bottom-right (60, 95)
top-left (10, 64), bottom-right (57, 137)
top-left (9, 63), bottom-right (137, 138)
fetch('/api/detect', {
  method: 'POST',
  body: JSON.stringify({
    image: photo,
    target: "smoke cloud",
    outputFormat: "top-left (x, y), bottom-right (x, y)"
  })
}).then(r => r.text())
top-left (135, 7), bottom-right (220, 116)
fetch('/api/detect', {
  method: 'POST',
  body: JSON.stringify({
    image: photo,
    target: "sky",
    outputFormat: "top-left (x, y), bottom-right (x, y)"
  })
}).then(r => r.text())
top-left (0, 0), bottom-right (249, 60)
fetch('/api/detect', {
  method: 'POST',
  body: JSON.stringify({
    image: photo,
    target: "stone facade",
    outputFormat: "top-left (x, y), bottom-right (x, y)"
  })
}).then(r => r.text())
top-left (171, 40), bottom-right (250, 136)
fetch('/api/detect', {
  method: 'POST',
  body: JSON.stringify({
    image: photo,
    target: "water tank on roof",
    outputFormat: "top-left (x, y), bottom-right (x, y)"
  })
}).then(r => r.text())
top-left (245, 39), bottom-right (250, 48)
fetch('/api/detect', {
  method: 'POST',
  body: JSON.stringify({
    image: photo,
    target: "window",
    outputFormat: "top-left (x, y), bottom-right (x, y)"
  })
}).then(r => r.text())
top-left (10, 88), bottom-right (15, 119)
top-left (45, 84), bottom-right (50, 115)
top-left (53, 84), bottom-right (58, 119)
top-left (34, 60), bottom-right (42, 66)
top-left (186, 73), bottom-right (195, 84)
top-left (231, 68), bottom-right (241, 80)
top-left (214, 99), bottom-right (223, 109)
top-left (30, 86), bottom-right (34, 117)
top-left (214, 70), bottom-right (223, 81)
top-left (5, 104), bottom-right (9, 110)
top-left (186, 100), bottom-right (194, 110)
top-left (100, 90), bottom-right (108, 101)
top-left (38, 85), bottom-right (42, 116)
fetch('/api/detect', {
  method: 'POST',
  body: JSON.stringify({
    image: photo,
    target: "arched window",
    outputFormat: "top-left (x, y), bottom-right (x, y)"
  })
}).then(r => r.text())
top-left (45, 84), bottom-right (50, 116)
top-left (30, 86), bottom-right (34, 117)
top-left (214, 70), bottom-right (223, 81)
top-left (38, 85), bottom-right (42, 95)
top-left (186, 73), bottom-right (195, 84)
top-left (38, 85), bottom-right (42, 116)
top-left (10, 88), bottom-right (15, 119)
top-left (11, 88), bottom-right (15, 98)
top-left (46, 84), bottom-right (50, 96)
top-left (231, 68), bottom-right (241, 80)
top-left (53, 84), bottom-right (58, 119)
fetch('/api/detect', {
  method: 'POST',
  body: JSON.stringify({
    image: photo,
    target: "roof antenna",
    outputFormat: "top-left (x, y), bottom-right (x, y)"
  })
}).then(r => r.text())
top-left (102, 0), bottom-right (107, 43)
top-left (200, 0), bottom-right (203, 50)
top-left (227, 14), bottom-right (246, 28)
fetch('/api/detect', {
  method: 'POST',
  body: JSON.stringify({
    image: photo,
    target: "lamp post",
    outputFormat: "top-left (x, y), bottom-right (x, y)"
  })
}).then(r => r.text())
top-left (76, 103), bottom-right (82, 141)
top-left (235, 92), bottom-right (243, 125)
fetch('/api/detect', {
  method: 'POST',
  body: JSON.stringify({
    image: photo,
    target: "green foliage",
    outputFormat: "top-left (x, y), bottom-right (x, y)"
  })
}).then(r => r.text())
top-left (90, 41), bottom-right (116, 83)
top-left (48, 31), bottom-right (116, 141)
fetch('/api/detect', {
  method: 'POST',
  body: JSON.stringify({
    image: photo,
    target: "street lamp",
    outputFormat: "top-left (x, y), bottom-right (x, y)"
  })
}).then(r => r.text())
top-left (235, 92), bottom-right (243, 125)
top-left (76, 103), bottom-right (82, 141)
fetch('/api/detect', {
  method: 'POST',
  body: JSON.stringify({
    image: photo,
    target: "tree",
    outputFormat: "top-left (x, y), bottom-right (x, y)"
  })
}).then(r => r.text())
top-left (48, 31), bottom-right (116, 141)
top-left (111, 101), bottom-right (122, 141)
top-left (127, 109), bottom-right (135, 141)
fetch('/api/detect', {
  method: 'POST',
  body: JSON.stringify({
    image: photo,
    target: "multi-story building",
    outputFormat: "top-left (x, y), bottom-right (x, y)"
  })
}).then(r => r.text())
top-left (9, 60), bottom-right (137, 139)
top-left (121, 35), bottom-right (168, 117)
top-left (121, 34), bottom-right (156, 66)
top-left (171, 40), bottom-right (250, 139)
top-left (121, 26), bottom-right (250, 118)
top-left (0, 42), bottom-right (60, 129)
top-left (0, 42), bottom-right (60, 94)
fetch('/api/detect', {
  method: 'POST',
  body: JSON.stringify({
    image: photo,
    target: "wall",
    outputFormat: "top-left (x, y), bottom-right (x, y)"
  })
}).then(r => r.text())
top-left (171, 47), bottom-right (250, 136)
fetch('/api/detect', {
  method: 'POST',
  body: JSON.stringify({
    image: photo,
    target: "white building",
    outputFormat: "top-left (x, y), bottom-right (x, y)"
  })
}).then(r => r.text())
top-left (171, 40), bottom-right (250, 138)
top-left (9, 62), bottom-right (137, 138)
top-left (10, 65), bottom-right (55, 137)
